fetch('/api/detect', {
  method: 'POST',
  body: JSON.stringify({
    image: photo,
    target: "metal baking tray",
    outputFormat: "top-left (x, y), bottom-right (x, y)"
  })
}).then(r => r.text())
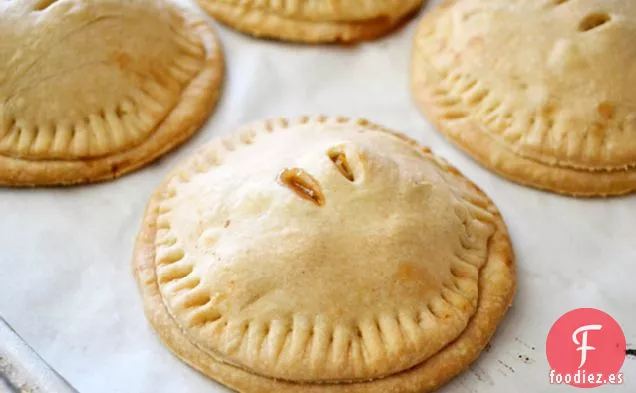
top-left (0, 317), bottom-right (78, 393)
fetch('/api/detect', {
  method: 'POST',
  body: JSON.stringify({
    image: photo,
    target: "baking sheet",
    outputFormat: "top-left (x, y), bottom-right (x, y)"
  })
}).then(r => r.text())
top-left (0, 318), bottom-right (78, 393)
top-left (0, 0), bottom-right (635, 392)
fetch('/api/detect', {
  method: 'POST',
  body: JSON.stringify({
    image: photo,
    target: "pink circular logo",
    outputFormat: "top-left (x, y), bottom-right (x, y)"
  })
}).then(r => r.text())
top-left (546, 308), bottom-right (626, 388)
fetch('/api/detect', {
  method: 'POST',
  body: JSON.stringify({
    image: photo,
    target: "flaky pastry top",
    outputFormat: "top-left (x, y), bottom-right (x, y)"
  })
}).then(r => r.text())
top-left (413, 0), bottom-right (636, 170)
top-left (0, 0), bottom-right (207, 160)
top-left (152, 117), bottom-right (497, 382)
top-left (204, 0), bottom-right (422, 22)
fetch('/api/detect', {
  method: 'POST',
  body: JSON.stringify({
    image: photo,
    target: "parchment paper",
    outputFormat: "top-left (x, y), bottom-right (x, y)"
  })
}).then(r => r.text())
top-left (1, 0), bottom-right (634, 392)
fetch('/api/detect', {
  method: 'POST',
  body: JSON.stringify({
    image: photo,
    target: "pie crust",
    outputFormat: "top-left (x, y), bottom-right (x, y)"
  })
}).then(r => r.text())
top-left (133, 116), bottom-right (515, 392)
top-left (196, 0), bottom-right (424, 43)
top-left (411, 0), bottom-right (636, 196)
top-left (0, 0), bottom-right (223, 186)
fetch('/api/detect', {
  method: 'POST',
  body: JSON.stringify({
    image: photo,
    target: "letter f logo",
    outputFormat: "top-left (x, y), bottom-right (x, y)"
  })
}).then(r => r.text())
top-left (572, 324), bottom-right (603, 368)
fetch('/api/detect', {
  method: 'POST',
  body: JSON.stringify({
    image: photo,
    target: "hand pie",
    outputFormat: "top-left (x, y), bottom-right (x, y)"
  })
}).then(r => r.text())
top-left (196, 0), bottom-right (423, 43)
top-left (133, 116), bottom-right (515, 393)
top-left (0, 0), bottom-right (223, 186)
top-left (412, 0), bottom-right (636, 196)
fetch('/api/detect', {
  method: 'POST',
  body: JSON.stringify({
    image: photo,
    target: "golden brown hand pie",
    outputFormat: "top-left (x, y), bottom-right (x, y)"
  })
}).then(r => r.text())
top-left (196, 0), bottom-right (424, 43)
top-left (412, 0), bottom-right (636, 196)
top-left (0, 0), bottom-right (223, 186)
top-left (133, 116), bottom-right (515, 393)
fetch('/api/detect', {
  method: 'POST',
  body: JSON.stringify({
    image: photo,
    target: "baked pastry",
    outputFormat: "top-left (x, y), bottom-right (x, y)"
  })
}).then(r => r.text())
top-left (0, 0), bottom-right (223, 186)
top-left (133, 116), bottom-right (515, 393)
top-left (196, 0), bottom-right (424, 43)
top-left (412, 0), bottom-right (636, 196)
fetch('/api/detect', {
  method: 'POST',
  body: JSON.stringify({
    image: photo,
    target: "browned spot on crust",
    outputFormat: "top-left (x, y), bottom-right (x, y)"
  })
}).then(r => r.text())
top-left (440, 0), bottom-right (456, 10)
top-left (598, 101), bottom-right (615, 120)
top-left (114, 52), bottom-right (132, 69)
top-left (395, 262), bottom-right (440, 297)
top-left (468, 36), bottom-right (485, 51)
top-left (542, 103), bottom-right (557, 116)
